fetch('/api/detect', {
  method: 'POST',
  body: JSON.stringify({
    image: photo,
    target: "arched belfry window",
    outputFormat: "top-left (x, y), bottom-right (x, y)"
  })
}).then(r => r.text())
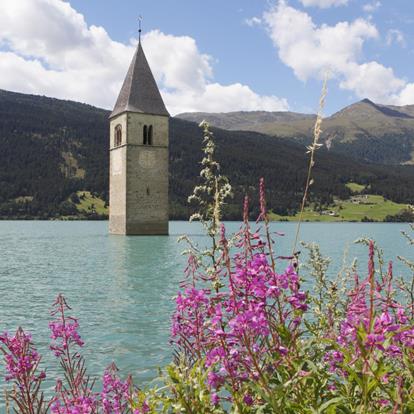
top-left (143, 125), bottom-right (154, 145)
top-left (114, 124), bottom-right (122, 147)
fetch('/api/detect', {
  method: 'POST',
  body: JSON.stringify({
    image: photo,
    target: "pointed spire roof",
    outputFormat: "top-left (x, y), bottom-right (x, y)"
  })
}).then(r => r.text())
top-left (110, 42), bottom-right (169, 118)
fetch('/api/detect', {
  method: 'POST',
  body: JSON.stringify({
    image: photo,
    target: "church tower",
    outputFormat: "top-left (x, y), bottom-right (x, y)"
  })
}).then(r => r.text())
top-left (109, 40), bottom-right (169, 235)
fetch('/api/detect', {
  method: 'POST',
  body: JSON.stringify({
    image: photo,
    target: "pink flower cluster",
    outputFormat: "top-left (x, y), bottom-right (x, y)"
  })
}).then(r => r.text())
top-left (51, 393), bottom-right (98, 414)
top-left (49, 318), bottom-right (84, 357)
top-left (0, 329), bottom-right (45, 382)
top-left (1, 294), bottom-right (138, 413)
top-left (49, 294), bottom-right (84, 359)
top-left (172, 219), bottom-right (308, 400)
top-left (101, 364), bottom-right (133, 414)
top-left (0, 327), bottom-right (47, 412)
top-left (326, 241), bottom-right (414, 378)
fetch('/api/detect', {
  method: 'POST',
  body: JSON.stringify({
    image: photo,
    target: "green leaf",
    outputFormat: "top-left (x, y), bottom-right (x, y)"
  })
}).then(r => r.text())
top-left (318, 397), bottom-right (344, 413)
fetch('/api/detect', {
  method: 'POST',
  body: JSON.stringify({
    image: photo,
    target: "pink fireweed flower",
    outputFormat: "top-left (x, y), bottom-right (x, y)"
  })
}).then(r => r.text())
top-left (397, 307), bottom-right (408, 324)
top-left (277, 265), bottom-right (299, 290)
top-left (0, 328), bottom-right (47, 413)
top-left (324, 242), bottom-right (414, 389)
top-left (386, 344), bottom-right (402, 357)
top-left (49, 294), bottom-right (100, 413)
top-left (207, 371), bottom-right (225, 388)
top-left (205, 346), bottom-right (227, 368)
top-left (287, 291), bottom-right (308, 311)
top-left (51, 395), bottom-right (98, 413)
top-left (337, 279), bottom-right (370, 347)
top-left (366, 333), bottom-right (385, 349)
top-left (243, 394), bottom-right (254, 406)
top-left (324, 350), bottom-right (344, 373)
top-left (171, 287), bottom-right (210, 355)
top-left (211, 392), bottom-right (220, 405)
top-left (49, 294), bottom-right (84, 358)
top-left (101, 363), bottom-right (132, 414)
top-left (0, 328), bottom-right (45, 382)
top-left (172, 242), bottom-right (309, 393)
top-left (398, 327), bottom-right (414, 348)
top-left (228, 302), bottom-right (269, 337)
top-left (49, 318), bottom-right (84, 357)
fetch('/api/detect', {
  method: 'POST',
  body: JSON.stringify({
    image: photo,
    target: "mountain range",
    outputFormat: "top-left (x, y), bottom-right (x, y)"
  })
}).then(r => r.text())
top-left (0, 89), bottom-right (413, 220)
top-left (178, 99), bottom-right (414, 165)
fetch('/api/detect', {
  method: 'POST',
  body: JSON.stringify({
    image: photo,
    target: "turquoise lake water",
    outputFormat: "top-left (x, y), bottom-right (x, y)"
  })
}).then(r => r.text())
top-left (0, 221), bottom-right (413, 401)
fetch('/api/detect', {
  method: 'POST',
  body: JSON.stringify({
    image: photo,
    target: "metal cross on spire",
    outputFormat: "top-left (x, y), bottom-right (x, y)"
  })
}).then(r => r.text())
top-left (138, 15), bottom-right (143, 42)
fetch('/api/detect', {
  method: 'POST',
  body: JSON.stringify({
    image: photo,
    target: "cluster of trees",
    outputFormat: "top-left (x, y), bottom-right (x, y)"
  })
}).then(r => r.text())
top-left (0, 89), bottom-right (413, 221)
top-left (327, 132), bottom-right (414, 165)
top-left (385, 209), bottom-right (414, 222)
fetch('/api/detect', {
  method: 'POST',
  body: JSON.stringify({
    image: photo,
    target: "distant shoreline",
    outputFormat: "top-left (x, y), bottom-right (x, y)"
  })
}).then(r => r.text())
top-left (0, 217), bottom-right (412, 223)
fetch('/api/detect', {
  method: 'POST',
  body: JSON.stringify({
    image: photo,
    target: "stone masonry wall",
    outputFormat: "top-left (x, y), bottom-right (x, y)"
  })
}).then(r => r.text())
top-left (109, 114), bottom-right (127, 234)
top-left (125, 113), bottom-right (169, 235)
top-left (109, 112), bottom-right (169, 235)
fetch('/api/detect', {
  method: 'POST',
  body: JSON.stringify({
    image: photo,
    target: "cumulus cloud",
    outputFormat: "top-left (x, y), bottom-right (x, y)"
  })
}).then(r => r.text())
top-left (299, 0), bottom-right (349, 9)
top-left (0, 0), bottom-right (288, 114)
top-left (0, 0), bottom-right (134, 108)
top-left (263, 2), bottom-right (412, 105)
top-left (264, 3), bottom-right (378, 81)
top-left (340, 62), bottom-right (405, 103)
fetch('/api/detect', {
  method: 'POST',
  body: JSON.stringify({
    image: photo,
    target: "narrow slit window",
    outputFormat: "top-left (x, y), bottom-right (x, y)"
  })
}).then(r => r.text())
top-left (143, 125), bottom-right (148, 145)
top-left (148, 125), bottom-right (153, 145)
top-left (114, 124), bottom-right (122, 147)
top-left (146, 186), bottom-right (150, 196)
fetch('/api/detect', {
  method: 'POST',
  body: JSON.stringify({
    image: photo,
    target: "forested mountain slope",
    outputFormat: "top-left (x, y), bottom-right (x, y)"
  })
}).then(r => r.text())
top-left (0, 89), bottom-right (413, 220)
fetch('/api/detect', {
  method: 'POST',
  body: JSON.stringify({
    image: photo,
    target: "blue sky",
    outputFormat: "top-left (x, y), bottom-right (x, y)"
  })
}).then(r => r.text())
top-left (0, 0), bottom-right (413, 115)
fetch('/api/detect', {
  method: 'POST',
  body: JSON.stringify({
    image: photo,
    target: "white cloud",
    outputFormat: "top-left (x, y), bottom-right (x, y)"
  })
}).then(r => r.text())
top-left (299, 0), bottom-right (349, 9)
top-left (142, 30), bottom-right (288, 114)
top-left (263, 2), bottom-right (412, 105)
top-left (162, 83), bottom-right (288, 114)
top-left (363, 1), bottom-right (381, 13)
top-left (398, 84), bottom-right (414, 106)
top-left (0, 0), bottom-right (288, 115)
top-left (340, 62), bottom-right (405, 103)
top-left (244, 17), bottom-right (262, 27)
top-left (0, 0), bottom-right (134, 108)
top-left (264, 3), bottom-right (378, 81)
top-left (386, 29), bottom-right (406, 47)
top-left (142, 30), bottom-right (213, 95)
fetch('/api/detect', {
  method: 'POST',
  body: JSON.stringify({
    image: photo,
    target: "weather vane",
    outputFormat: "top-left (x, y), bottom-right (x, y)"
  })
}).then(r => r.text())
top-left (138, 15), bottom-right (143, 42)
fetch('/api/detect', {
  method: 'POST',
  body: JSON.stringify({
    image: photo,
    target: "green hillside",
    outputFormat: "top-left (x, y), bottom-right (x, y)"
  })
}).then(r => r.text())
top-left (178, 99), bottom-right (414, 165)
top-left (0, 89), bottom-right (414, 221)
top-left (271, 194), bottom-right (411, 222)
